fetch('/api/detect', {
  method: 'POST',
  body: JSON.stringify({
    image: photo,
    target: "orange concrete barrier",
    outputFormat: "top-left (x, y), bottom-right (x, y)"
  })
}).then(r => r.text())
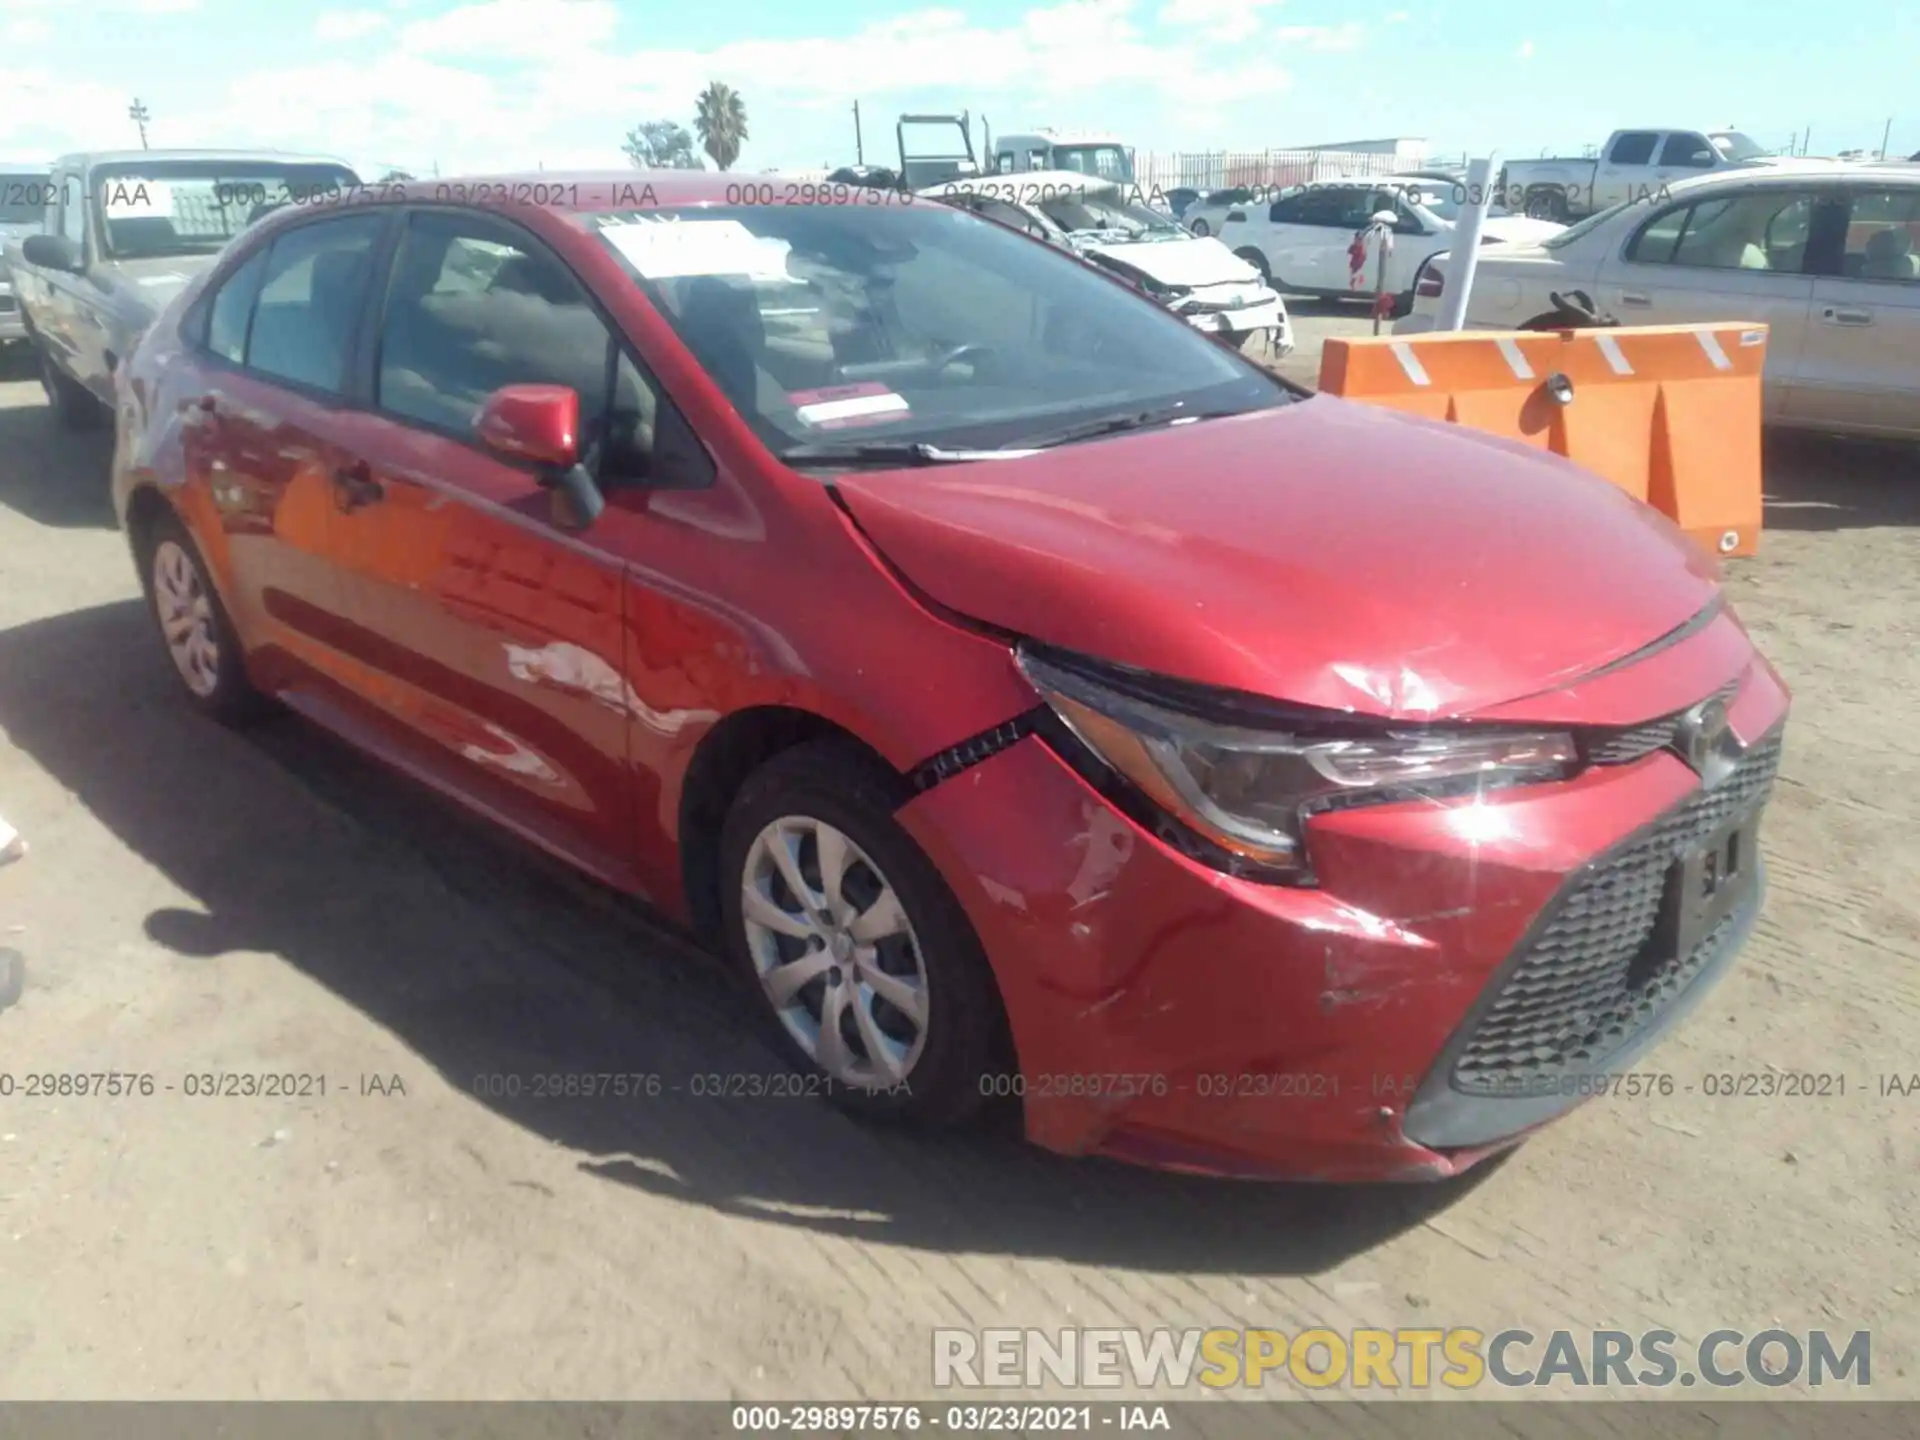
top-left (1317, 322), bottom-right (1768, 557)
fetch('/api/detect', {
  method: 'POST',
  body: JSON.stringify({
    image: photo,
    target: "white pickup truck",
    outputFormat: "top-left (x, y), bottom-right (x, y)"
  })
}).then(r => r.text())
top-left (1500, 128), bottom-right (1797, 223)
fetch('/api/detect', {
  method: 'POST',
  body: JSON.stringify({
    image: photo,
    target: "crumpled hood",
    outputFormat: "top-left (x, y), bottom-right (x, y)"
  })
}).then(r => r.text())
top-left (1075, 233), bottom-right (1265, 290)
top-left (832, 397), bottom-right (1721, 720)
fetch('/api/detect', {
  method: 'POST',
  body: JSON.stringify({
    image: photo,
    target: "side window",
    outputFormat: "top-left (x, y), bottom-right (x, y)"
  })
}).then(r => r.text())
top-left (1609, 132), bottom-right (1660, 166)
top-left (245, 214), bottom-right (384, 393)
top-left (61, 176), bottom-right (87, 248)
top-left (1841, 189), bottom-right (1920, 283)
top-left (1659, 133), bottom-right (1717, 169)
top-left (1630, 192), bottom-right (1814, 272)
top-left (376, 210), bottom-right (666, 478)
top-left (1268, 194), bottom-right (1310, 224)
top-left (45, 173), bottom-right (68, 234)
top-left (205, 247), bottom-right (270, 363)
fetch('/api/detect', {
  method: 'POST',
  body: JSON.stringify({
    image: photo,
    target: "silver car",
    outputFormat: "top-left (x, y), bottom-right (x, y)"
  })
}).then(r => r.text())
top-left (0, 162), bottom-right (52, 350)
top-left (1398, 161), bottom-right (1920, 439)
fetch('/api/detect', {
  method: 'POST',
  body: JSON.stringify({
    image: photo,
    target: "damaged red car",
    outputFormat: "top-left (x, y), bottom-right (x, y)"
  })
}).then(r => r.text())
top-left (111, 172), bottom-right (1788, 1181)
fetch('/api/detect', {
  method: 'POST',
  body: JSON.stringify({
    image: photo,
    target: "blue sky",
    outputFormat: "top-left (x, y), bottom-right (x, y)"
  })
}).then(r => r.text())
top-left (1, 0), bottom-right (1913, 178)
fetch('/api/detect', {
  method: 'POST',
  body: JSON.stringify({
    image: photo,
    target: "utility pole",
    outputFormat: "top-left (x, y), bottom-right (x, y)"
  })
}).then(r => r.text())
top-left (853, 100), bottom-right (864, 165)
top-left (1880, 117), bottom-right (1894, 160)
top-left (128, 97), bottom-right (151, 150)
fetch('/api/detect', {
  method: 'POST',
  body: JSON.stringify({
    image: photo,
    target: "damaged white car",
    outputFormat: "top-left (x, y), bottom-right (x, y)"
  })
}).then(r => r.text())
top-left (926, 171), bottom-right (1293, 354)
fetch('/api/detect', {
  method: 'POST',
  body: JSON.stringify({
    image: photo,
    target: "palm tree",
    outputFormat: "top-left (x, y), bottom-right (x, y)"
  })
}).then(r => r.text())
top-left (693, 82), bottom-right (749, 171)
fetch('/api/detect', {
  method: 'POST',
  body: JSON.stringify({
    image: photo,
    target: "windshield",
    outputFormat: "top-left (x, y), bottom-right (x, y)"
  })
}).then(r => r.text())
top-left (1542, 198), bottom-right (1635, 248)
top-left (1048, 145), bottom-right (1134, 183)
top-left (585, 203), bottom-right (1286, 459)
top-left (93, 160), bottom-right (362, 260)
top-left (1036, 192), bottom-right (1184, 240)
top-left (1, 173), bottom-right (49, 226)
top-left (1710, 132), bottom-right (1768, 161)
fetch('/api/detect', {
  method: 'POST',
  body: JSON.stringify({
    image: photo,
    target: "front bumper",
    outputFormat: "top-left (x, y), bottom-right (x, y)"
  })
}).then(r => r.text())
top-left (896, 644), bottom-right (1789, 1182)
top-left (1178, 293), bottom-right (1293, 351)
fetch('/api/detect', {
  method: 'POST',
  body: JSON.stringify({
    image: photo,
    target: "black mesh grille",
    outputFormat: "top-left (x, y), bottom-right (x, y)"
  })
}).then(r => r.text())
top-left (909, 712), bottom-right (1040, 793)
top-left (1586, 678), bottom-right (1741, 766)
top-left (1451, 731), bottom-right (1782, 1094)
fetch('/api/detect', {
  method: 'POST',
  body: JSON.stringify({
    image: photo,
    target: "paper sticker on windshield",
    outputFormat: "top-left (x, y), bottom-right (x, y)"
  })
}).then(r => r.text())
top-left (1739, 330), bottom-right (1766, 347)
top-left (99, 180), bottom-right (172, 217)
top-left (600, 218), bottom-right (790, 281)
top-left (787, 383), bottom-right (910, 430)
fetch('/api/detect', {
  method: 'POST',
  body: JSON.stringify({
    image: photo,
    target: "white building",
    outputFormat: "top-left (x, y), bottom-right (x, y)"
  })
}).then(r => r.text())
top-left (1301, 137), bottom-right (1430, 167)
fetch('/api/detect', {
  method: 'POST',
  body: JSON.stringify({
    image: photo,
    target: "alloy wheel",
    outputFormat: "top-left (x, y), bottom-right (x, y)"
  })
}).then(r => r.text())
top-left (739, 815), bottom-right (930, 1090)
top-left (152, 538), bottom-right (220, 697)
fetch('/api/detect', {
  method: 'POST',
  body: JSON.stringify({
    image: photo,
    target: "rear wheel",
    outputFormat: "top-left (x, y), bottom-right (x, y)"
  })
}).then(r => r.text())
top-left (136, 509), bottom-right (270, 725)
top-left (1524, 187), bottom-right (1571, 224)
top-left (718, 740), bottom-right (1006, 1128)
top-left (1189, 217), bottom-right (1211, 237)
top-left (39, 348), bottom-right (104, 431)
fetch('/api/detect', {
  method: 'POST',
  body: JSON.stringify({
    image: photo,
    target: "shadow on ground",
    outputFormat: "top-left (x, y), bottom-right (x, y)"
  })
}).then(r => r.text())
top-left (0, 381), bottom-right (116, 531)
top-left (0, 599), bottom-right (1490, 1272)
top-left (1763, 432), bottom-right (1920, 533)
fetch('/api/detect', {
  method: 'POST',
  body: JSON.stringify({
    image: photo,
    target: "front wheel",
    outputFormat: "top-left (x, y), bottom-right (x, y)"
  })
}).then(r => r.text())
top-left (1232, 246), bottom-right (1271, 284)
top-left (718, 740), bottom-right (1006, 1128)
top-left (1189, 218), bottom-right (1211, 237)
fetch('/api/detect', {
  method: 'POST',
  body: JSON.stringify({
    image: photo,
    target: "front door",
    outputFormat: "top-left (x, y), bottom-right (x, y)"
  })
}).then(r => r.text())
top-left (321, 208), bottom-right (664, 884)
top-left (1597, 186), bottom-right (1824, 420)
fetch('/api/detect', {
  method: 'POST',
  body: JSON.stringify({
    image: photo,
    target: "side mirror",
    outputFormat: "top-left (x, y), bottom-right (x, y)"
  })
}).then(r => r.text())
top-left (22, 234), bottom-right (81, 272)
top-left (474, 384), bottom-right (604, 531)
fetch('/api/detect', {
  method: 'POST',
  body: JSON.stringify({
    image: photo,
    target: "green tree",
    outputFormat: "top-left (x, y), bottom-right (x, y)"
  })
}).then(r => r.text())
top-left (622, 120), bottom-right (702, 169)
top-left (693, 82), bottom-right (749, 171)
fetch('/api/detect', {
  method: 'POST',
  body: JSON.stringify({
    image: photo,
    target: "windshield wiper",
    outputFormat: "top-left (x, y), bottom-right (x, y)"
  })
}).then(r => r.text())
top-left (1009, 404), bottom-right (1242, 451)
top-left (781, 440), bottom-right (1039, 469)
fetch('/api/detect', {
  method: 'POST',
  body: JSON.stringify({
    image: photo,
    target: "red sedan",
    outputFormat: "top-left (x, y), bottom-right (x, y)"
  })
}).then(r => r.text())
top-left (109, 172), bottom-right (1788, 1181)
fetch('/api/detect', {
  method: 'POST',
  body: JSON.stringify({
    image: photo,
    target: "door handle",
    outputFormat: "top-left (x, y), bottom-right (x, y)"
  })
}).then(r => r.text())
top-left (332, 462), bottom-right (384, 510)
top-left (1822, 306), bottom-right (1873, 326)
top-left (1619, 291), bottom-right (1652, 306)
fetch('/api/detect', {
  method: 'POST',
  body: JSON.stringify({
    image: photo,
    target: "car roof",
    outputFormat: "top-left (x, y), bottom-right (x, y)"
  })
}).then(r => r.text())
top-left (1656, 159), bottom-right (1920, 195)
top-left (0, 160), bottom-right (50, 171)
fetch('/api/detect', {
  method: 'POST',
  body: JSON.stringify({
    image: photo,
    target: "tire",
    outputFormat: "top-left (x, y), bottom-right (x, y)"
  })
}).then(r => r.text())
top-left (717, 738), bottom-right (1006, 1129)
top-left (1232, 246), bottom-right (1271, 283)
top-left (39, 347), bottom-right (104, 431)
top-left (1525, 187), bottom-right (1570, 224)
top-left (1189, 218), bottom-right (1211, 237)
top-left (1390, 291), bottom-right (1414, 319)
top-left (134, 508), bottom-right (271, 725)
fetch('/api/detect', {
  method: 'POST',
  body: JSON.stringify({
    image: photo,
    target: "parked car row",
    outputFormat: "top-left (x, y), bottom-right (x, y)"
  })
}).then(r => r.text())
top-left (4, 152), bottom-right (1791, 1183)
top-left (1185, 174), bottom-right (1564, 315)
top-left (927, 172), bottom-right (1292, 352)
top-left (1399, 160), bottom-right (1920, 439)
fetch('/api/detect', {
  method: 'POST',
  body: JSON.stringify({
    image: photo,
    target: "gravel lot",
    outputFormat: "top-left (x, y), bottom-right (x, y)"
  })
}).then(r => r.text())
top-left (0, 310), bottom-right (1914, 1401)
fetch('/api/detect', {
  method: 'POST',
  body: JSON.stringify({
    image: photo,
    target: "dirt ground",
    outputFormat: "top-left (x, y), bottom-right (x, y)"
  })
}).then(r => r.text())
top-left (0, 312), bottom-right (1914, 1402)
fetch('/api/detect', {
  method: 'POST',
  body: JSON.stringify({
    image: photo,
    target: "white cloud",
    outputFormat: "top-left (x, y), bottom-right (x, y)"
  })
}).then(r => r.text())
top-left (129, 0), bottom-right (201, 11)
top-left (1516, 38), bottom-right (1534, 58)
top-left (3, 17), bottom-right (53, 43)
top-left (1273, 21), bottom-right (1364, 49)
top-left (1385, 8), bottom-right (1410, 20)
top-left (399, 0), bottom-right (618, 62)
top-left (315, 9), bottom-right (390, 40)
top-left (1156, 0), bottom-right (1283, 43)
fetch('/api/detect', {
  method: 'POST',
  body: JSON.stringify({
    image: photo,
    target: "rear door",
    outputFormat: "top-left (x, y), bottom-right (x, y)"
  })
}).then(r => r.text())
top-left (320, 207), bottom-right (667, 882)
top-left (1786, 183), bottom-right (1920, 436)
top-left (1597, 184), bottom-right (1826, 419)
top-left (179, 210), bottom-right (390, 692)
top-left (1241, 187), bottom-right (1364, 291)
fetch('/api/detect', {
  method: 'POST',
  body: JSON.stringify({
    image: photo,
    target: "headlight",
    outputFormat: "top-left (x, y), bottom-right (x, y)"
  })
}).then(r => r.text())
top-left (1018, 647), bottom-right (1576, 884)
